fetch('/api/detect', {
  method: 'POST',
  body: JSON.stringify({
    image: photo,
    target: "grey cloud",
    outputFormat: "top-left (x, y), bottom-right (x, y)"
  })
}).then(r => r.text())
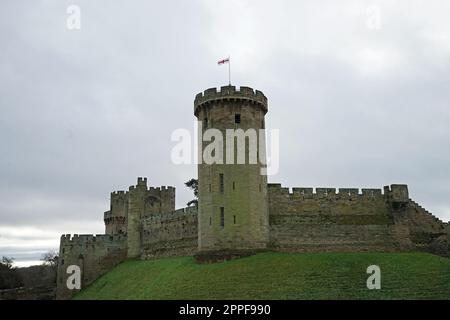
top-left (1, 1), bottom-right (449, 263)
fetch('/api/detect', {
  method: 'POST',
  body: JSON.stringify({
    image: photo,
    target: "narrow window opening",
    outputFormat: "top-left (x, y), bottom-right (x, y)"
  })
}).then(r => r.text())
top-left (232, 181), bottom-right (235, 190)
top-left (209, 184), bottom-right (212, 192)
top-left (204, 117), bottom-right (208, 128)
top-left (220, 207), bottom-right (225, 228)
top-left (235, 114), bottom-right (241, 124)
top-left (233, 215), bottom-right (236, 224)
top-left (209, 216), bottom-right (212, 226)
top-left (219, 174), bottom-right (224, 193)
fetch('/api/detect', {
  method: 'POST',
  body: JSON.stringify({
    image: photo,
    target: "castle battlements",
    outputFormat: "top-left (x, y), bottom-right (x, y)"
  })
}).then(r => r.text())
top-left (194, 85), bottom-right (268, 116)
top-left (267, 183), bottom-right (390, 200)
top-left (60, 234), bottom-right (126, 246)
top-left (148, 186), bottom-right (175, 192)
top-left (127, 177), bottom-right (175, 193)
top-left (56, 85), bottom-right (450, 301)
top-left (268, 183), bottom-right (402, 201)
top-left (111, 191), bottom-right (128, 196)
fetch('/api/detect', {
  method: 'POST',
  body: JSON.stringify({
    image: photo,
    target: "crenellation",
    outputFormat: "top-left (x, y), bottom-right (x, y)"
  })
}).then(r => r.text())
top-left (293, 188), bottom-right (314, 195)
top-left (362, 189), bottom-right (383, 197)
top-left (220, 85), bottom-right (236, 94)
top-left (316, 188), bottom-right (336, 197)
top-left (194, 85), bottom-right (268, 116)
top-left (204, 87), bottom-right (217, 96)
top-left (57, 86), bottom-right (450, 300)
top-left (270, 185), bottom-right (388, 198)
top-left (338, 188), bottom-right (359, 196)
top-left (239, 86), bottom-right (254, 95)
top-left (60, 234), bottom-right (127, 246)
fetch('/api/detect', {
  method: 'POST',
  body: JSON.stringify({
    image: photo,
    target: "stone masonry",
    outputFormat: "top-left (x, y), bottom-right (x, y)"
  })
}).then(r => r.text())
top-left (56, 86), bottom-right (450, 299)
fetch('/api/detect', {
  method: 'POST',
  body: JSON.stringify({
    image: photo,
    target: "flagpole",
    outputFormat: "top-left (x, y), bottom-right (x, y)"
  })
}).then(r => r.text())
top-left (228, 56), bottom-right (231, 86)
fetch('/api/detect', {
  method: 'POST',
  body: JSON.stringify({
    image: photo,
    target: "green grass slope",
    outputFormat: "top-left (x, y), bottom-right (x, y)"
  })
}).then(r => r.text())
top-left (74, 252), bottom-right (450, 300)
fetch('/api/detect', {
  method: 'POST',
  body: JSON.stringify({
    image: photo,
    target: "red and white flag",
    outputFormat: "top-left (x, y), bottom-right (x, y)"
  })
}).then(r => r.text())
top-left (218, 57), bottom-right (230, 65)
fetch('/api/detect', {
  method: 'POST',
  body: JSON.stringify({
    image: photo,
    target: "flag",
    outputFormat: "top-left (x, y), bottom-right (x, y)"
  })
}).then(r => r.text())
top-left (218, 57), bottom-right (230, 65)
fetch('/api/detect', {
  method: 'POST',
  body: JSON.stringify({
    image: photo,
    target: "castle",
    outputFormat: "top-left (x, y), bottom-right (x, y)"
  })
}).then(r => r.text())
top-left (56, 85), bottom-right (450, 299)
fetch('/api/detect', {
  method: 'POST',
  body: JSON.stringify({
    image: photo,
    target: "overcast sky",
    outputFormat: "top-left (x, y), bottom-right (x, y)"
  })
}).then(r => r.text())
top-left (1, 0), bottom-right (450, 266)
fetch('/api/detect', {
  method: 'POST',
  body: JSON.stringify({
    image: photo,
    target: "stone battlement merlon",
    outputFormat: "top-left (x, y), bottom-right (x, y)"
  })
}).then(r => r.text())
top-left (194, 85), bottom-right (268, 116)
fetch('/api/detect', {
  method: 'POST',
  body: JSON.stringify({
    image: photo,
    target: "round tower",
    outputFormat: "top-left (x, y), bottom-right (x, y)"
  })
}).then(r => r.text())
top-left (194, 85), bottom-right (269, 253)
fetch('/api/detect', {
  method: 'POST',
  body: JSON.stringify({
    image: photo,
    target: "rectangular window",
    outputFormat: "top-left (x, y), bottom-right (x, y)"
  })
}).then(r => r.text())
top-left (232, 181), bottom-right (235, 190)
top-left (209, 216), bottom-right (212, 226)
top-left (219, 173), bottom-right (224, 193)
top-left (235, 114), bottom-right (241, 124)
top-left (204, 117), bottom-right (208, 128)
top-left (233, 215), bottom-right (236, 224)
top-left (220, 207), bottom-right (225, 228)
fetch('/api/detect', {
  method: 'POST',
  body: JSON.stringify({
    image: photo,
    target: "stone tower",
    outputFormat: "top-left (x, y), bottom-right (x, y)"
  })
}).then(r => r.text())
top-left (194, 86), bottom-right (269, 253)
top-left (127, 178), bottom-right (148, 258)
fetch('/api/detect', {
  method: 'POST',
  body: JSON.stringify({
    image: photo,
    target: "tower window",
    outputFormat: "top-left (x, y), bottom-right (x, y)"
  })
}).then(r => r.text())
top-left (233, 181), bottom-right (235, 190)
top-left (219, 173), bottom-right (224, 193)
top-left (209, 216), bottom-right (212, 226)
top-left (220, 207), bottom-right (225, 228)
top-left (233, 215), bottom-right (236, 224)
top-left (235, 114), bottom-right (241, 124)
top-left (204, 117), bottom-right (208, 128)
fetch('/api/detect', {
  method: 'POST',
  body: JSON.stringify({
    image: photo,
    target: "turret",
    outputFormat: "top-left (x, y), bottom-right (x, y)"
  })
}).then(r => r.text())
top-left (194, 85), bottom-right (269, 253)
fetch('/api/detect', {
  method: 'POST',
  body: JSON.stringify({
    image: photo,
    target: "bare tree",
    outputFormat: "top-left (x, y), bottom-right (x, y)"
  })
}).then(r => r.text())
top-left (41, 251), bottom-right (58, 267)
top-left (1, 256), bottom-right (14, 269)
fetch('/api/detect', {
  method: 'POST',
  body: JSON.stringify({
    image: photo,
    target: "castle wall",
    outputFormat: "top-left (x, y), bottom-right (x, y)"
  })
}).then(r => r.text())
top-left (267, 184), bottom-right (412, 252)
top-left (56, 234), bottom-right (127, 300)
top-left (141, 206), bottom-right (198, 259)
top-left (56, 179), bottom-right (450, 299)
top-left (393, 199), bottom-right (450, 256)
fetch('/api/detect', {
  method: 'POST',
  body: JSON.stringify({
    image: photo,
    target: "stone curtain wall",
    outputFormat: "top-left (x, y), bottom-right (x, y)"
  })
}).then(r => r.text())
top-left (267, 184), bottom-right (409, 252)
top-left (56, 180), bottom-right (450, 299)
top-left (267, 184), bottom-right (450, 255)
top-left (56, 234), bottom-right (127, 300)
top-left (141, 206), bottom-right (198, 259)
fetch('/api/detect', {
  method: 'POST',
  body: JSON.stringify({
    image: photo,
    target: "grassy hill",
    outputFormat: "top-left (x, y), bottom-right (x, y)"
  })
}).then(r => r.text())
top-left (74, 252), bottom-right (450, 300)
